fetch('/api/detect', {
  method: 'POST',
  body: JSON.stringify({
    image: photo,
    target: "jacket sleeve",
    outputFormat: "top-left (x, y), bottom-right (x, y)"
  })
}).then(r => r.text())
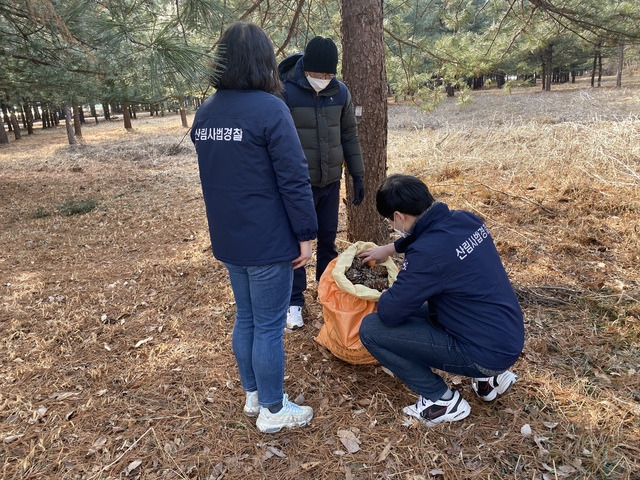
top-left (376, 252), bottom-right (444, 326)
top-left (265, 101), bottom-right (318, 242)
top-left (340, 89), bottom-right (365, 178)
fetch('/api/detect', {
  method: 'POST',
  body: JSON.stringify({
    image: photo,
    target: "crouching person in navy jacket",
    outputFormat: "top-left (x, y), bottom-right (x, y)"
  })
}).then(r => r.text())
top-left (358, 174), bottom-right (524, 427)
top-left (191, 22), bottom-right (318, 434)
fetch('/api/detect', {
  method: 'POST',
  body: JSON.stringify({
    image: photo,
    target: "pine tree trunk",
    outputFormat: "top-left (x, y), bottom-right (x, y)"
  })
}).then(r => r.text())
top-left (2, 104), bottom-right (12, 131)
top-left (341, 0), bottom-right (389, 245)
top-left (42, 107), bottom-right (49, 128)
top-left (597, 52), bottom-right (603, 87)
top-left (64, 105), bottom-right (76, 145)
top-left (616, 42), bottom-right (624, 88)
top-left (73, 105), bottom-right (83, 137)
top-left (123, 104), bottom-right (132, 130)
top-left (23, 104), bottom-right (34, 134)
top-left (102, 103), bottom-right (111, 121)
top-left (179, 97), bottom-right (189, 128)
top-left (591, 42), bottom-right (600, 87)
top-left (90, 104), bottom-right (99, 124)
top-left (544, 44), bottom-right (553, 91)
top-left (0, 118), bottom-right (8, 143)
top-left (9, 109), bottom-right (21, 140)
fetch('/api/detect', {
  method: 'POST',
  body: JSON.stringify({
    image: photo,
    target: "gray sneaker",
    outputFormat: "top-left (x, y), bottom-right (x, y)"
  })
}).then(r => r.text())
top-left (243, 390), bottom-right (260, 417)
top-left (472, 370), bottom-right (518, 402)
top-left (256, 394), bottom-right (313, 433)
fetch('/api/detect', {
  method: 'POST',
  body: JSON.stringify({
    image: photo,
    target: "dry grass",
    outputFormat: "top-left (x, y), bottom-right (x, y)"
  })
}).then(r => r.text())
top-left (1, 76), bottom-right (639, 480)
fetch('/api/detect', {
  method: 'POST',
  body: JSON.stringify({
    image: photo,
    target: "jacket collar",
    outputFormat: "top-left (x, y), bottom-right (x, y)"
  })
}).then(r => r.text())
top-left (394, 202), bottom-right (449, 251)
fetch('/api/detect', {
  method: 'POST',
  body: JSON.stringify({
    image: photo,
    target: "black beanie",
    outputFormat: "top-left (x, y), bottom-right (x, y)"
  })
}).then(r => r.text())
top-left (303, 36), bottom-right (338, 74)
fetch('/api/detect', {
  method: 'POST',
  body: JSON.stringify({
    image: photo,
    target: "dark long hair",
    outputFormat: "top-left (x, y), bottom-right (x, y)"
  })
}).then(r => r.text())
top-left (210, 22), bottom-right (282, 93)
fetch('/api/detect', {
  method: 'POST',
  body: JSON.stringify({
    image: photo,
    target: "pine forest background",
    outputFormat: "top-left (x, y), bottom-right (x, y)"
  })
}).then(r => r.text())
top-left (1, 1), bottom-right (640, 480)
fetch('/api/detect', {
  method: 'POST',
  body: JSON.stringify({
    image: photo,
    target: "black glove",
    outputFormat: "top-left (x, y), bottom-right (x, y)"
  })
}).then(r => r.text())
top-left (352, 176), bottom-right (365, 206)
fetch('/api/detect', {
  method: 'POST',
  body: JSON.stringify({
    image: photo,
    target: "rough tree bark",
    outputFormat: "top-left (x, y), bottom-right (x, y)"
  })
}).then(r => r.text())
top-left (9, 108), bottom-right (21, 140)
top-left (0, 118), bottom-right (8, 143)
top-left (616, 42), bottom-right (624, 88)
top-left (178, 96), bottom-right (189, 128)
top-left (64, 105), bottom-right (76, 145)
top-left (341, 0), bottom-right (389, 246)
top-left (73, 105), bottom-right (82, 137)
top-left (544, 44), bottom-right (553, 91)
top-left (123, 104), bottom-right (132, 130)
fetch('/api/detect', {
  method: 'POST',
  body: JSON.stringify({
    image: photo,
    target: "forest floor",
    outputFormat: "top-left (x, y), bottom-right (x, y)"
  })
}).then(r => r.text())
top-left (1, 76), bottom-right (639, 480)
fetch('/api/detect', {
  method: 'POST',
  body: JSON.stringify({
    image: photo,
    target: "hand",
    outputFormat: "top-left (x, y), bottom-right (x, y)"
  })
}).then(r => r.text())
top-left (357, 243), bottom-right (395, 265)
top-left (292, 240), bottom-right (313, 269)
top-left (352, 176), bottom-right (364, 206)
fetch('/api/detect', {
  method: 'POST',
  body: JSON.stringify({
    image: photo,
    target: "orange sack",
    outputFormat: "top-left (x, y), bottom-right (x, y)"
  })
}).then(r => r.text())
top-left (315, 241), bottom-right (399, 365)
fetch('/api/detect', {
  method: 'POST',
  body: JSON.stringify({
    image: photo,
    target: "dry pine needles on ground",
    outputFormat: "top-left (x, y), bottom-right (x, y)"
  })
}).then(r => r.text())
top-left (1, 77), bottom-right (639, 480)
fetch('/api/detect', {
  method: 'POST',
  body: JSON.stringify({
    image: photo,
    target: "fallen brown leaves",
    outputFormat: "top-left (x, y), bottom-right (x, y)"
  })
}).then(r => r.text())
top-left (1, 77), bottom-right (639, 480)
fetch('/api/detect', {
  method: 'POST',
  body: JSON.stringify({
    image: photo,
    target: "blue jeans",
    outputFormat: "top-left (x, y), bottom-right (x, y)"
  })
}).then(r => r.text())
top-left (290, 181), bottom-right (340, 306)
top-left (360, 304), bottom-right (498, 401)
top-left (224, 261), bottom-right (292, 407)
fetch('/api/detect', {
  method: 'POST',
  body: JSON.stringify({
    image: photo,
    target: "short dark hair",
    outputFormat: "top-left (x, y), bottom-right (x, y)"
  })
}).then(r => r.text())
top-left (376, 174), bottom-right (435, 218)
top-left (210, 22), bottom-right (282, 93)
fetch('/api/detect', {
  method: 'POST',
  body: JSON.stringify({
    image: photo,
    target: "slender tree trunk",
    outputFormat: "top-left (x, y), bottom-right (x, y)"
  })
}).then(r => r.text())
top-left (42, 107), bottom-right (49, 128)
top-left (23, 104), bottom-right (34, 134)
top-left (9, 109), bottom-right (21, 140)
top-left (123, 104), bottom-right (132, 130)
top-left (2, 104), bottom-right (12, 131)
top-left (544, 44), bottom-right (553, 91)
top-left (341, 0), bottom-right (388, 245)
top-left (102, 103), bottom-right (111, 121)
top-left (73, 105), bottom-right (83, 137)
top-left (597, 52), bottom-right (603, 87)
top-left (64, 105), bottom-right (76, 144)
top-left (90, 104), bottom-right (99, 124)
top-left (178, 96), bottom-right (189, 128)
top-left (0, 118), bottom-right (8, 143)
top-left (590, 41), bottom-right (600, 87)
top-left (616, 42), bottom-right (624, 88)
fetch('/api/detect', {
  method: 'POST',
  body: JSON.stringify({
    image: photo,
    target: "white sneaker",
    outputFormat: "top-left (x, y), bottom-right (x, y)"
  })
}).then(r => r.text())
top-left (472, 370), bottom-right (518, 402)
top-left (243, 390), bottom-right (260, 417)
top-left (286, 306), bottom-right (304, 330)
top-left (256, 394), bottom-right (313, 433)
top-left (402, 390), bottom-right (471, 427)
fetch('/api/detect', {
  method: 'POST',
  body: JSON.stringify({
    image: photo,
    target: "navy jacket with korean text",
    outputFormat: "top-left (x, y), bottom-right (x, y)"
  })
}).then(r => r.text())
top-left (377, 202), bottom-right (524, 370)
top-left (191, 89), bottom-right (317, 266)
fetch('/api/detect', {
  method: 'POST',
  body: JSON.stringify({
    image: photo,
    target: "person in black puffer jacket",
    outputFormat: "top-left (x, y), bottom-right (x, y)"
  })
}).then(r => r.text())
top-left (278, 36), bottom-right (365, 330)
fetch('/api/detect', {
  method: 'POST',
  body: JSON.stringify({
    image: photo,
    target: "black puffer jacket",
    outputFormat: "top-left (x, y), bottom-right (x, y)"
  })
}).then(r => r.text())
top-left (279, 54), bottom-right (364, 188)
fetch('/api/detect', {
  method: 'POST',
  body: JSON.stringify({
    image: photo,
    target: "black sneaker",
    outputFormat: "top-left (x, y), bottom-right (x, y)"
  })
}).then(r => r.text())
top-left (402, 390), bottom-right (471, 427)
top-left (472, 370), bottom-right (518, 401)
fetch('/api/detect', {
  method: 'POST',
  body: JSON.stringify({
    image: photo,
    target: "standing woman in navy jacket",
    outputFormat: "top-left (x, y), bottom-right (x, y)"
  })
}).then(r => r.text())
top-left (191, 22), bottom-right (318, 434)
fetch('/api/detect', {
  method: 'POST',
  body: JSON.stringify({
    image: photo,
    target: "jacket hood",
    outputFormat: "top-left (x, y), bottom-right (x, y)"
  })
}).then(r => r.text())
top-left (278, 53), bottom-right (340, 95)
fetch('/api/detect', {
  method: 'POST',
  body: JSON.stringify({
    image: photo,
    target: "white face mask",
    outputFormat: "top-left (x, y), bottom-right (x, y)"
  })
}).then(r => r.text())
top-left (392, 214), bottom-right (408, 238)
top-left (306, 75), bottom-right (331, 93)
